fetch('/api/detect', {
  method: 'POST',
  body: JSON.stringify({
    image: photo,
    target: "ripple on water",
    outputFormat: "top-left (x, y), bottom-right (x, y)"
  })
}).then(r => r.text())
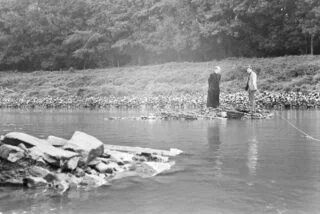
top-left (0, 109), bottom-right (319, 214)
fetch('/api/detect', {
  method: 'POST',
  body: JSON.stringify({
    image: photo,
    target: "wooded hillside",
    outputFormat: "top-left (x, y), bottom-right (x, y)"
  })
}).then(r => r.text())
top-left (0, 0), bottom-right (319, 71)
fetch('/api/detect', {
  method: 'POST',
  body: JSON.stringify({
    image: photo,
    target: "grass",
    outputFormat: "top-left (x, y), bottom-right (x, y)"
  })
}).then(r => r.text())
top-left (0, 55), bottom-right (320, 98)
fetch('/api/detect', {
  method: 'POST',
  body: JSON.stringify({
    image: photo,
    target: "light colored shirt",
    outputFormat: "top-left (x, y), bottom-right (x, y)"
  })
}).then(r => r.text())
top-left (248, 71), bottom-right (257, 91)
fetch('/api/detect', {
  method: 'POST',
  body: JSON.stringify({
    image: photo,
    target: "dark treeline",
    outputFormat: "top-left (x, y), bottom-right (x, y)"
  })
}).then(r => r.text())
top-left (0, 0), bottom-right (319, 71)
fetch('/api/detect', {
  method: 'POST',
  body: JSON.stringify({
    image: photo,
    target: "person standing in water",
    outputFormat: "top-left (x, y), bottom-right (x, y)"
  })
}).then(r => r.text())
top-left (207, 66), bottom-right (221, 108)
top-left (246, 65), bottom-right (258, 113)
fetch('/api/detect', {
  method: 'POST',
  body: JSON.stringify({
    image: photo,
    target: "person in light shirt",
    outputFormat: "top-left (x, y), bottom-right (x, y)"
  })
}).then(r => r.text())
top-left (246, 65), bottom-right (258, 113)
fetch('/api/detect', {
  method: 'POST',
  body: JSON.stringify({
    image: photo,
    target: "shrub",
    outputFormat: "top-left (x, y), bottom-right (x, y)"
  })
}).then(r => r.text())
top-left (286, 64), bottom-right (320, 78)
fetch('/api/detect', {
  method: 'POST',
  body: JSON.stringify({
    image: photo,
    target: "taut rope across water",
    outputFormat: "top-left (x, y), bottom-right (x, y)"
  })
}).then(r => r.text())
top-left (279, 114), bottom-right (320, 142)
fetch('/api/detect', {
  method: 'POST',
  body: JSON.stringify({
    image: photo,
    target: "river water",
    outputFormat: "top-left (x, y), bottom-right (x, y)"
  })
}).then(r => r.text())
top-left (0, 109), bottom-right (319, 214)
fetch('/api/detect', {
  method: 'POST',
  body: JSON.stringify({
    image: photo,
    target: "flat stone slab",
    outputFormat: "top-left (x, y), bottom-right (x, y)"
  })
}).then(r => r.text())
top-left (3, 132), bottom-right (51, 148)
top-left (3, 132), bottom-right (80, 164)
top-left (104, 145), bottom-right (183, 157)
top-left (64, 131), bottom-right (104, 163)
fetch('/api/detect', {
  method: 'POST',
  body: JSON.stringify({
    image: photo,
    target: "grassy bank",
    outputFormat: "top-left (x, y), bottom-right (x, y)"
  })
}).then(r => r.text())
top-left (0, 55), bottom-right (320, 98)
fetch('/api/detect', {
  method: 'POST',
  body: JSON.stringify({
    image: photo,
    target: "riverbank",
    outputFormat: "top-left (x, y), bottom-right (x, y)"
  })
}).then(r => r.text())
top-left (1, 55), bottom-right (320, 98)
top-left (0, 91), bottom-right (319, 110)
top-left (0, 55), bottom-right (319, 111)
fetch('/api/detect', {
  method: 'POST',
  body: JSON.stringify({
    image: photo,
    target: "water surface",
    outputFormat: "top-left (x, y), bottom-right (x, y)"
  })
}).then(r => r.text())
top-left (0, 109), bottom-right (319, 214)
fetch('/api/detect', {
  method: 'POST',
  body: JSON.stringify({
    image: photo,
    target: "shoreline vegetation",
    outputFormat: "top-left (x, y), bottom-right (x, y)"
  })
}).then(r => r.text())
top-left (0, 56), bottom-right (319, 110)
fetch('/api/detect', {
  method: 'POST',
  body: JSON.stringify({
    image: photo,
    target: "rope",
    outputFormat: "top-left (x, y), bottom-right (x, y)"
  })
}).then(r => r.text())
top-left (279, 114), bottom-right (320, 142)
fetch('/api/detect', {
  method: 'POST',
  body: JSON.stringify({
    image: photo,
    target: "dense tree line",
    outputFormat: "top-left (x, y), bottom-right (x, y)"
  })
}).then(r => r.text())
top-left (0, 0), bottom-right (319, 71)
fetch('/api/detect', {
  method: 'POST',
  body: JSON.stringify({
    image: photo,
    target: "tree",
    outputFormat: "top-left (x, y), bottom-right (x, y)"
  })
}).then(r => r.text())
top-left (1, 0), bottom-right (320, 70)
top-left (63, 31), bottom-right (110, 69)
top-left (295, 0), bottom-right (320, 55)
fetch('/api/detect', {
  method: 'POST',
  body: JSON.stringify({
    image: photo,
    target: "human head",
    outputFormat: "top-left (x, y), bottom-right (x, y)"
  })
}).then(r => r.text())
top-left (215, 66), bottom-right (221, 74)
top-left (247, 65), bottom-right (253, 74)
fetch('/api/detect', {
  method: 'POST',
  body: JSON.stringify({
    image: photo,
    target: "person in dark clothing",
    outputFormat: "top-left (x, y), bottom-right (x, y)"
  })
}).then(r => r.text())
top-left (207, 66), bottom-right (221, 108)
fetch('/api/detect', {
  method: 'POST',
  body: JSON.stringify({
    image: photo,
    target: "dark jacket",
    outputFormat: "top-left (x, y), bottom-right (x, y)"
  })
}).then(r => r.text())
top-left (207, 72), bottom-right (221, 108)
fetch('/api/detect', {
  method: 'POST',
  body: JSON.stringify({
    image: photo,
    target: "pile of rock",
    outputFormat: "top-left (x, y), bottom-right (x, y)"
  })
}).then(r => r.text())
top-left (105, 106), bottom-right (273, 121)
top-left (0, 131), bottom-right (182, 194)
top-left (157, 108), bottom-right (273, 120)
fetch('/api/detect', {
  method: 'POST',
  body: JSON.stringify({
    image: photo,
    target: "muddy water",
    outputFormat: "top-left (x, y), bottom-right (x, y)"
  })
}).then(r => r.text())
top-left (0, 109), bottom-right (319, 214)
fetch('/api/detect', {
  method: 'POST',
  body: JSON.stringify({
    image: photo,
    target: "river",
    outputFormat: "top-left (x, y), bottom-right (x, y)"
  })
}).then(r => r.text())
top-left (0, 109), bottom-right (319, 214)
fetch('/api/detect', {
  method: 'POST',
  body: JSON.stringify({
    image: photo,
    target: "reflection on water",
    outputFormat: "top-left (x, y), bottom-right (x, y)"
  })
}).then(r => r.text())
top-left (247, 121), bottom-right (258, 177)
top-left (0, 110), bottom-right (320, 214)
top-left (207, 119), bottom-right (226, 177)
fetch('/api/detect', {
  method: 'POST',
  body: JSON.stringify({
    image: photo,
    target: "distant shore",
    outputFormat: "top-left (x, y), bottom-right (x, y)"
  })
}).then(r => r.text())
top-left (0, 56), bottom-right (319, 110)
top-left (0, 91), bottom-right (319, 110)
top-left (1, 56), bottom-right (320, 98)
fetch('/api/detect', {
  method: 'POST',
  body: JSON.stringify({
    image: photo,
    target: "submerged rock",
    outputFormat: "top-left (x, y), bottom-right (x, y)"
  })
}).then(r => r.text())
top-left (104, 106), bottom-right (272, 121)
top-left (104, 144), bottom-right (183, 157)
top-left (104, 149), bottom-right (134, 163)
top-left (143, 161), bottom-right (175, 176)
top-left (79, 173), bottom-right (109, 187)
top-left (135, 161), bottom-right (175, 177)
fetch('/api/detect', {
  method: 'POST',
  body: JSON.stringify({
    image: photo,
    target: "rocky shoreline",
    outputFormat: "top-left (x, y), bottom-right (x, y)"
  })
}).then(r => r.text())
top-left (0, 91), bottom-right (319, 110)
top-left (0, 131), bottom-right (182, 194)
top-left (105, 105), bottom-right (274, 120)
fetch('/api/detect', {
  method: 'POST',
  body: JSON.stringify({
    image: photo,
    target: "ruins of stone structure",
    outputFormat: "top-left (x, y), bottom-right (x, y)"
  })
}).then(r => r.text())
top-left (0, 131), bottom-right (182, 194)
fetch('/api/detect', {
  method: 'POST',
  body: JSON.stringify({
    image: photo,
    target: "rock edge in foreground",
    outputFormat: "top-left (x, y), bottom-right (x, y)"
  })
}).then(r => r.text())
top-left (0, 131), bottom-right (183, 194)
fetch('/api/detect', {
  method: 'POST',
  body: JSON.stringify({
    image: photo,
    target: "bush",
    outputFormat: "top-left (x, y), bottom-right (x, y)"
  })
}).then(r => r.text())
top-left (286, 64), bottom-right (320, 78)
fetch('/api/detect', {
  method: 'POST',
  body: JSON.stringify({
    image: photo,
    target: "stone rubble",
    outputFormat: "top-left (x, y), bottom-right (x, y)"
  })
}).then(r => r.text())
top-left (105, 106), bottom-right (274, 121)
top-left (0, 131), bottom-right (182, 194)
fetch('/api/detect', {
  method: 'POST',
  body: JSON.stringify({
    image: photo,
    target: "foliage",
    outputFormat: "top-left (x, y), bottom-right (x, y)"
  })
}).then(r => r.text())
top-left (0, 55), bottom-right (319, 97)
top-left (0, 0), bottom-right (320, 71)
